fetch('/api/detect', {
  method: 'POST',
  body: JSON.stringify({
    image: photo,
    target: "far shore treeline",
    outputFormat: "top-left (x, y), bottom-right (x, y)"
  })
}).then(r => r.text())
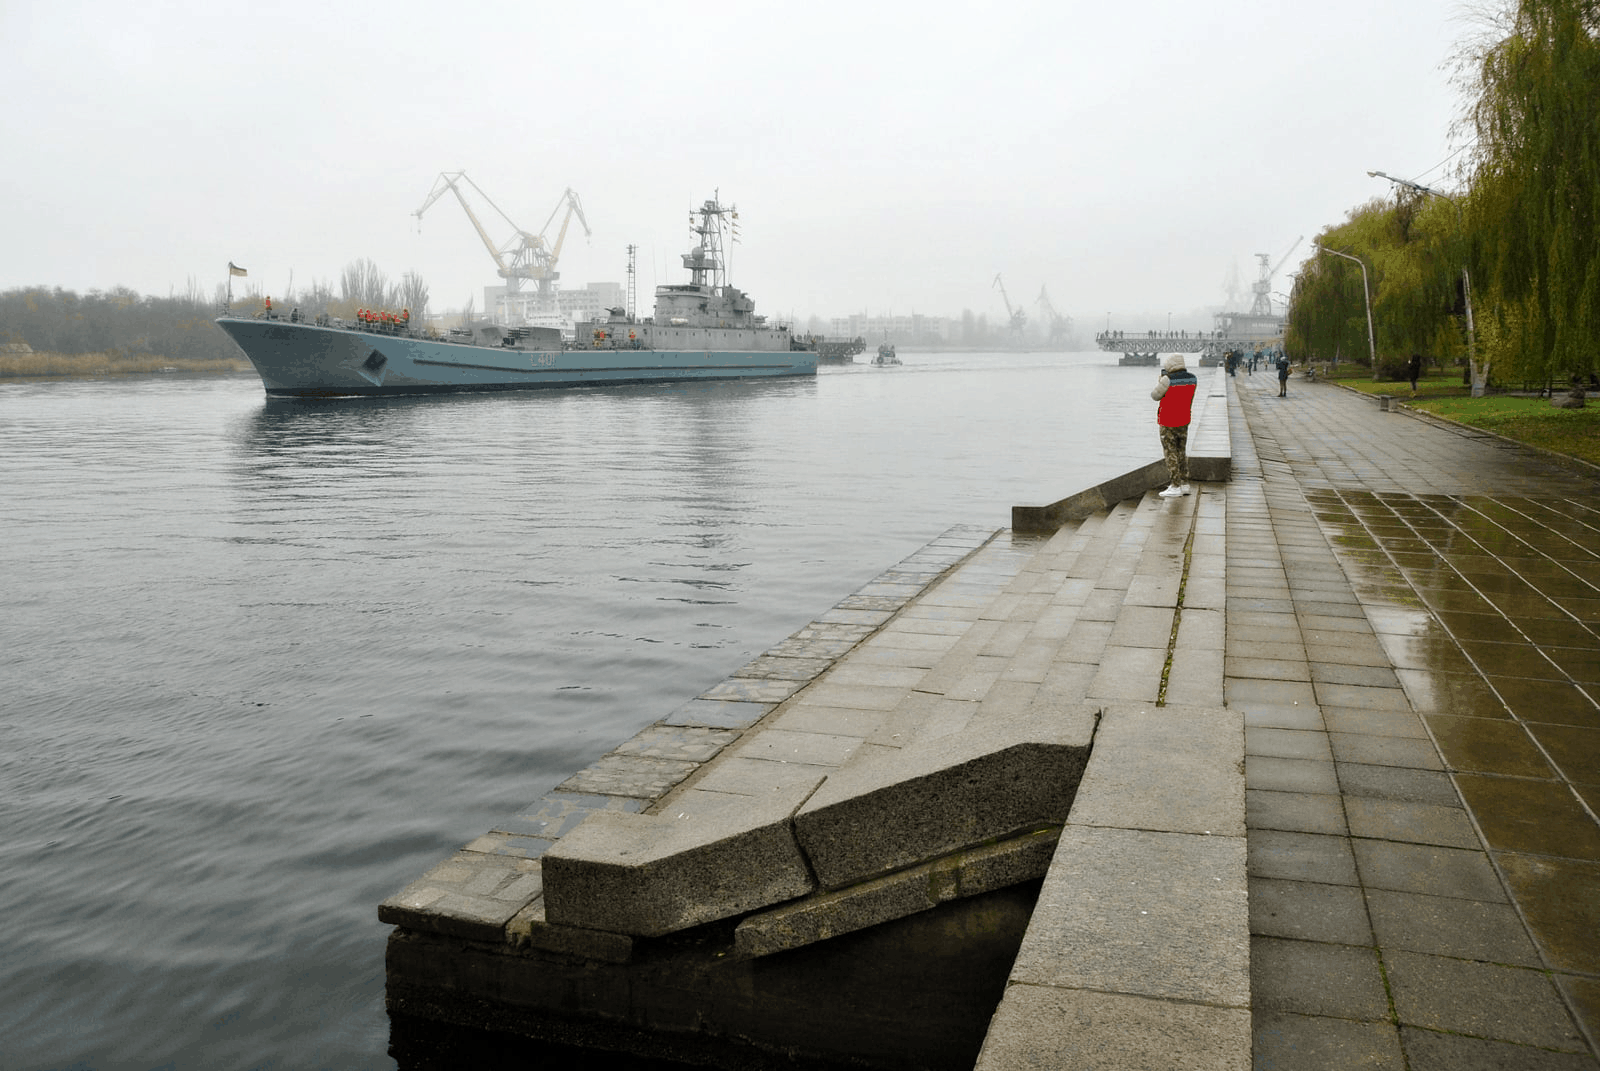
top-left (1286, 0), bottom-right (1597, 399)
top-left (0, 258), bottom-right (429, 378)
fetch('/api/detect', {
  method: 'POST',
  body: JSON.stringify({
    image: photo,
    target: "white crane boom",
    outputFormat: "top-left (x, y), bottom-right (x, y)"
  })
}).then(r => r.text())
top-left (413, 172), bottom-right (589, 297)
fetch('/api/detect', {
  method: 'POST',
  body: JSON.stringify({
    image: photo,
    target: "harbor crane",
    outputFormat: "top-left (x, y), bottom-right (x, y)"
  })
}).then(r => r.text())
top-left (992, 274), bottom-right (1027, 336)
top-left (413, 172), bottom-right (591, 301)
top-left (1036, 286), bottom-right (1072, 346)
top-left (1249, 236), bottom-right (1302, 317)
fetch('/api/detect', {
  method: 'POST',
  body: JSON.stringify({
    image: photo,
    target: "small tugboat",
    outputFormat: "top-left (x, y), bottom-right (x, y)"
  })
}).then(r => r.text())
top-left (216, 194), bottom-right (815, 397)
top-left (873, 341), bottom-right (901, 366)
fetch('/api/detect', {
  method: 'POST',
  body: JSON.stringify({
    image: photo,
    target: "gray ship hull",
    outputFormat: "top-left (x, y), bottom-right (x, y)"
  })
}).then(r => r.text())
top-left (217, 318), bottom-right (818, 397)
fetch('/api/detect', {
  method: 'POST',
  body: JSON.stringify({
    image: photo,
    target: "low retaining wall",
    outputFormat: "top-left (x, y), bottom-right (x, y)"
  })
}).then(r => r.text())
top-left (1013, 367), bottom-right (1232, 533)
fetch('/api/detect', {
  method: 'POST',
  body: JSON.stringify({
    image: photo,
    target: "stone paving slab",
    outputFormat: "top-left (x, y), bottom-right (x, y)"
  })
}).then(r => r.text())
top-left (1007, 825), bottom-right (1249, 1006)
top-left (975, 984), bottom-right (1251, 1071)
top-left (379, 851), bottom-right (548, 943)
top-left (1066, 704), bottom-right (1245, 837)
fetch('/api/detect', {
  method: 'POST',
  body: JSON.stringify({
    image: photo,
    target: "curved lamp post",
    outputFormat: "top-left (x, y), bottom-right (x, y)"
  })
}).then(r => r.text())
top-left (1368, 169), bottom-right (1482, 396)
top-left (1313, 243), bottom-right (1376, 377)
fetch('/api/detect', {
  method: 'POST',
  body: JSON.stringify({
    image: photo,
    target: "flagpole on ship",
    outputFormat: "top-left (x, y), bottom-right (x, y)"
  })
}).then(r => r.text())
top-left (226, 261), bottom-right (248, 311)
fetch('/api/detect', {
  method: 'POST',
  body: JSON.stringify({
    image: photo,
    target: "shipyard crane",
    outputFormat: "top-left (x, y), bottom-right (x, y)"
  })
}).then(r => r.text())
top-left (1036, 286), bottom-right (1072, 346)
top-left (413, 172), bottom-right (591, 301)
top-left (1249, 236), bottom-right (1302, 317)
top-left (992, 274), bottom-right (1027, 336)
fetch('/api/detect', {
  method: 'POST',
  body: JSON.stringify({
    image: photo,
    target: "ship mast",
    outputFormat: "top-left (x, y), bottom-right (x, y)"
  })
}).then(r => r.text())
top-left (683, 192), bottom-right (738, 292)
top-left (625, 243), bottom-right (638, 319)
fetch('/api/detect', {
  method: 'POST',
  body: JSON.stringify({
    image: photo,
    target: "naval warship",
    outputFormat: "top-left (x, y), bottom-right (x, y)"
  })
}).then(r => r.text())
top-left (217, 194), bottom-right (816, 397)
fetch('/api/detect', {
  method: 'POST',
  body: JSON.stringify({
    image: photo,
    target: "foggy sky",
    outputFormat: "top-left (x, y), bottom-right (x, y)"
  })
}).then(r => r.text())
top-left (0, 0), bottom-right (1476, 327)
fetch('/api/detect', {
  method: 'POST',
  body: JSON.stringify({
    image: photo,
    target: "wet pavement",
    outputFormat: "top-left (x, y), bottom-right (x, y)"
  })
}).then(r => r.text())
top-left (1229, 371), bottom-right (1600, 1068)
top-left (381, 365), bottom-right (1600, 1068)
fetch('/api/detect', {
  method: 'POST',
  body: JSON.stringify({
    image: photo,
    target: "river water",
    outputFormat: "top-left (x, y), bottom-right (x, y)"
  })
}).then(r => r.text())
top-left (1, 351), bottom-right (1158, 1070)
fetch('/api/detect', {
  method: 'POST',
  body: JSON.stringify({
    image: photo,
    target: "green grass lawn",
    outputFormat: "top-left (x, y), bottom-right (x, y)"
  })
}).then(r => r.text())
top-left (1317, 363), bottom-right (1472, 400)
top-left (1412, 395), bottom-right (1600, 466)
top-left (1314, 364), bottom-right (1600, 467)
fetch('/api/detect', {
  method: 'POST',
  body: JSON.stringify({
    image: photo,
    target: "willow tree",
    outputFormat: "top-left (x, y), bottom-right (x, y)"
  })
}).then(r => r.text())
top-left (1286, 197), bottom-right (1468, 375)
top-left (1463, 0), bottom-right (1600, 394)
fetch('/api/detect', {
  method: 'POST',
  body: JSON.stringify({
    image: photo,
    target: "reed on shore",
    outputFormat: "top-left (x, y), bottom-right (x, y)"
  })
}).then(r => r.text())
top-left (0, 350), bottom-right (251, 379)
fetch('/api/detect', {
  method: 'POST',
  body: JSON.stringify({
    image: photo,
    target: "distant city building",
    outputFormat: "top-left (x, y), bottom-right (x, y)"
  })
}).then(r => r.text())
top-left (485, 282), bottom-right (625, 327)
top-left (829, 313), bottom-right (945, 343)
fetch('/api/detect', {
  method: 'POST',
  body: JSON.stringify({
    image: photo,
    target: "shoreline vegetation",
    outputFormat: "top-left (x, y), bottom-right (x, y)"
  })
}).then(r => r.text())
top-left (1287, 0), bottom-right (1596, 406)
top-left (1, 349), bottom-right (251, 379)
top-left (0, 261), bottom-right (424, 386)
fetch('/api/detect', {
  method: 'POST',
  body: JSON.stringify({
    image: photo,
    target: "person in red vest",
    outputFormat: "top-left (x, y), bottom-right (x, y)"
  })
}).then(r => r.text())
top-left (1151, 353), bottom-right (1197, 498)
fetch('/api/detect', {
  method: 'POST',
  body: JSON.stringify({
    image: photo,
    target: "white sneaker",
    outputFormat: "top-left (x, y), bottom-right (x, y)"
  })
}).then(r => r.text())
top-left (1180, 484), bottom-right (1192, 496)
top-left (1159, 484), bottom-right (1183, 498)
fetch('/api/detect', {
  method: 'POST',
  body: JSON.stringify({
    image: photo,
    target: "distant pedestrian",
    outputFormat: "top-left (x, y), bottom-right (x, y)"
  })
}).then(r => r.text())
top-left (1406, 353), bottom-right (1422, 395)
top-left (1275, 352), bottom-right (1290, 397)
top-left (1151, 353), bottom-right (1197, 498)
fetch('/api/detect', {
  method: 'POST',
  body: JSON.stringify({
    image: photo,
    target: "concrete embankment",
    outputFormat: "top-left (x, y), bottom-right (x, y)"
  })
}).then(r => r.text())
top-left (380, 366), bottom-right (1249, 1068)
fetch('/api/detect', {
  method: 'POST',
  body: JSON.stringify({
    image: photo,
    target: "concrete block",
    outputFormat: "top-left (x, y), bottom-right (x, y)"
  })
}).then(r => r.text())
top-left (539, 781), bottom-right (822, 937)
top-left (1013, 460), bottom-right (1170, 533)
top-left (793, 705), bottom-right (1096, 890)
top-left (1009, 826), bottom-right (1250, 1007)
top-left (1068, 703), bottom-right (1245, 836)
top-left (1190, 455), bottom-right (1232, 482)
top-left (976, 985), bottom-right (1250, 1071)
top-left (734, 827), bottom-right (1061, 958)
top-left (506, 897), bottom-right (634, 964)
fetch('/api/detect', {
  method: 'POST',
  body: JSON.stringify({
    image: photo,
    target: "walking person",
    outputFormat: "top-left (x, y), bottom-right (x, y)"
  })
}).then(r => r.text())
top-left (1275, 351), bottom-right (1290, 397)
top-left (1151, 353), bottom-right (1197, 498)
top-left (1406, 352), bottom-right (1423, 396)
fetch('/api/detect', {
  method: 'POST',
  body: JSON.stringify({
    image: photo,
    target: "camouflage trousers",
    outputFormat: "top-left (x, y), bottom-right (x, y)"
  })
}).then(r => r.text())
top-left (1160, 424), bottom-right (1189, 485)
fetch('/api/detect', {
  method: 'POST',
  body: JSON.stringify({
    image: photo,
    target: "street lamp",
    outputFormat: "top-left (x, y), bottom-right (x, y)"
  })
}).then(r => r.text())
top-left (1369, 169), bottom-right (1481, 396)
top-left (1314, 242), bottom-right (1377, 377)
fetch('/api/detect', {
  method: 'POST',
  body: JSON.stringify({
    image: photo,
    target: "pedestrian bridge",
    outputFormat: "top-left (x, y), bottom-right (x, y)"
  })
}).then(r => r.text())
top-left (1095, 332), bottom-right (1279, 358)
